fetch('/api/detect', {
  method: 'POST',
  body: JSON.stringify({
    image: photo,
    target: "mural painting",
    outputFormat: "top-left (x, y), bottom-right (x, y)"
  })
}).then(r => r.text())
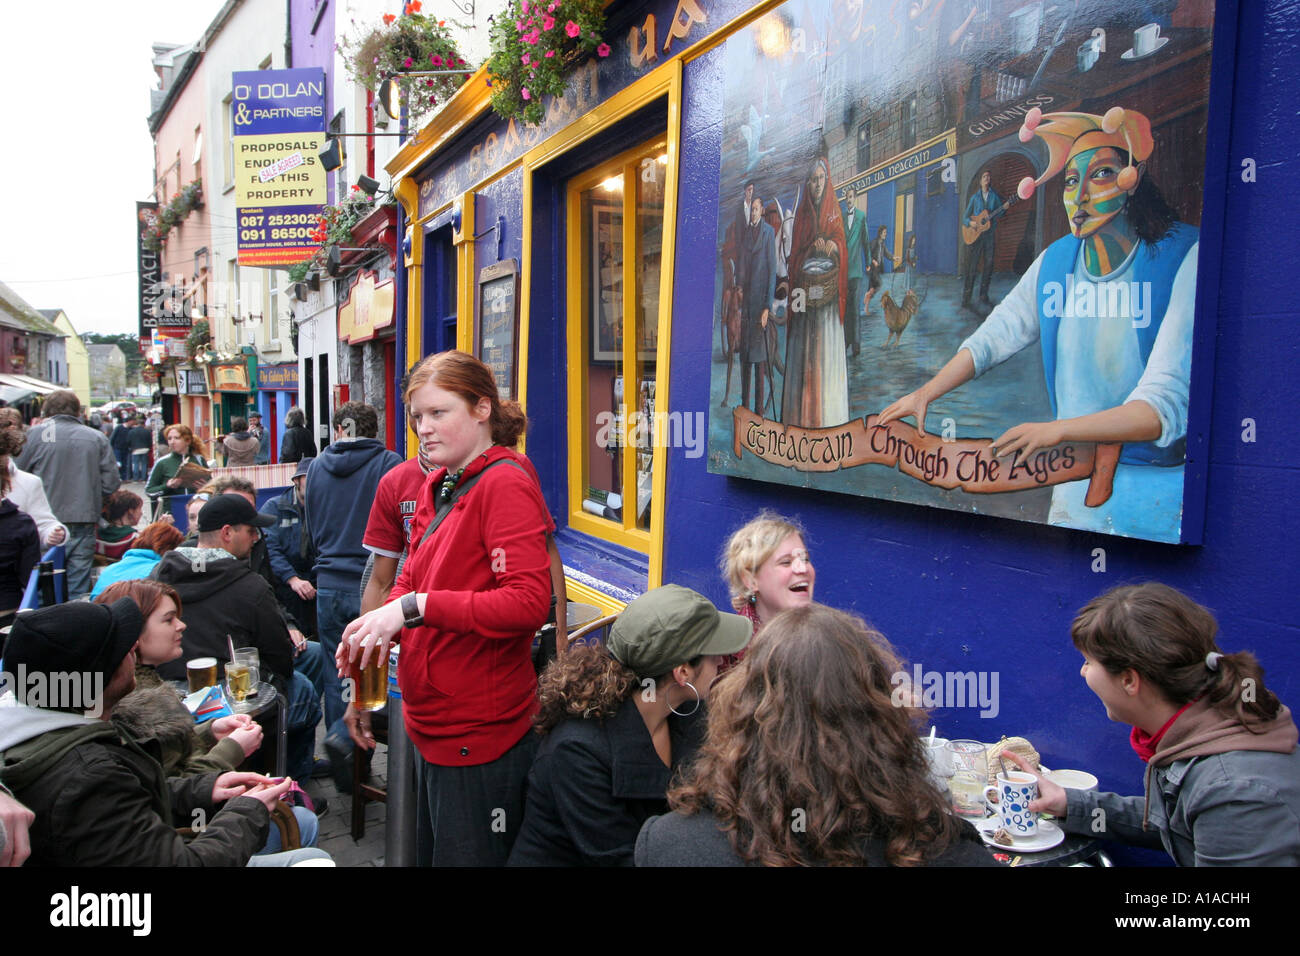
top-left (706, 0), bottom-right (1220, 544)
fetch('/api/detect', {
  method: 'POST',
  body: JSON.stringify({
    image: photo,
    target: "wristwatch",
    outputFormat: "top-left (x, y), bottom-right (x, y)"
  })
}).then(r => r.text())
top-left (401, 592), bottom-right (424, 629)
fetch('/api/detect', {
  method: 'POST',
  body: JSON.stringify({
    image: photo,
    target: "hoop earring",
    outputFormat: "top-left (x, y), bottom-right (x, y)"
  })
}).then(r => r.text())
top-left (668, 681), bottom-right (701, 717)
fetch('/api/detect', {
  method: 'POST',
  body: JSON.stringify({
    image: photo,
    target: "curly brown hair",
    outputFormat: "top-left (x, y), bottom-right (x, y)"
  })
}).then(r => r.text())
top-left (668, 604), bottom-right (962, 866)
top-left (533, 645), bottom-right (640, 734)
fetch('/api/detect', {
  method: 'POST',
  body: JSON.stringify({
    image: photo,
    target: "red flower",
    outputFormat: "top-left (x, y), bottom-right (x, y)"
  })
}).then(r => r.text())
top-left (405, 0), bottom-right (422, 13)
top-left (382, 13), bottom-right (396, 25)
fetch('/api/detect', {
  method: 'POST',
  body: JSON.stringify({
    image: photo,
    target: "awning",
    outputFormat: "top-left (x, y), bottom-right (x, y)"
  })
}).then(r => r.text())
top-left (0, 373), bottom-right (60, 405)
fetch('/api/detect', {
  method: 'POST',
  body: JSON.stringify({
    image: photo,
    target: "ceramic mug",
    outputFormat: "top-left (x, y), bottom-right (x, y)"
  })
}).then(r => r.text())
top-left (1133, 23), bottom-right (1162, 57)
top-left (983, 771), bottom-right (1039, 837)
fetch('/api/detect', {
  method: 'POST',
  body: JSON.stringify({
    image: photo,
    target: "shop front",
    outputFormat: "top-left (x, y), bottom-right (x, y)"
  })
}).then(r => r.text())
top-left (205, 356), bottom-right (257, 456)
top-left (255, 361), bottom-right (300, 461)
top-left (385, 0), bottom-right (1296, 865)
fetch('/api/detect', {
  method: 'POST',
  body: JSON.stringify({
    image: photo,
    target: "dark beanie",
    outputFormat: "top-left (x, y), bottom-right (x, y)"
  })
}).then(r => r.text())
top-left (4, 599), bottom-right (143, 708)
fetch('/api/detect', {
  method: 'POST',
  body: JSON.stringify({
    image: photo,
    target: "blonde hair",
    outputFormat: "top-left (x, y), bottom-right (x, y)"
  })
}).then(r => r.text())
top-left (720, 511), bottom-right (806, 612)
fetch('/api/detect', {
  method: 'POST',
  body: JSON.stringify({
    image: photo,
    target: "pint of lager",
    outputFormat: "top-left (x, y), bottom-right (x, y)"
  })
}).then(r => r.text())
top-left (187, 657), bottom-right (219, 694)
top-left (351, 645), bottom-right (388, 712)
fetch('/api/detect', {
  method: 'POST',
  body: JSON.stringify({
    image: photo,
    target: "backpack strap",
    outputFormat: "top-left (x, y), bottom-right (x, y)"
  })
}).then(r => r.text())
top-left (416, 458), bottom-right (525, 551)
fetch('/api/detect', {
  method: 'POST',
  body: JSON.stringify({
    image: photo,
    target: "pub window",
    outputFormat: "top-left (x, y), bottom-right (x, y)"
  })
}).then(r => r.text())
top-left (566, 135), bottom-right (668, 552)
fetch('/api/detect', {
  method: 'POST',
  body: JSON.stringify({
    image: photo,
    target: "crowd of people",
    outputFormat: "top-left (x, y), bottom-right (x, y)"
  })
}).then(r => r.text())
top-left (1, 365), bottom-right (1297, 868)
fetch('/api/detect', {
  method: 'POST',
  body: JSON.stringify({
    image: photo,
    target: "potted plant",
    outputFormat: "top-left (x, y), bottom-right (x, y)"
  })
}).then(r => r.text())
top-left (339, 0), bottom-right (473, 124)
top-left (485, 0), bottom-right (611, 126)
top-left (144, 179), bottom-right (203, 252)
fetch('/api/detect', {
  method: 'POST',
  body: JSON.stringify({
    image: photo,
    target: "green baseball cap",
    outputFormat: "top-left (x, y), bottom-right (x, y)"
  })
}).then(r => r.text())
top-left (606, 584), bottom-right (752, 679)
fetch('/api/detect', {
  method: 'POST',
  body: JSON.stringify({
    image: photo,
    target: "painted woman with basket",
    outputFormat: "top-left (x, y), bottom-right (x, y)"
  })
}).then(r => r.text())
top-left (336, 351), bottom-right (553, 866)
top-left (774, 152), bottom-right (849, 427)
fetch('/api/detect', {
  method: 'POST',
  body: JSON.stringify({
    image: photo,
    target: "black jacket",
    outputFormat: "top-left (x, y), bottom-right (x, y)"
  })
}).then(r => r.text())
top-left (151, 548), bottom-right (295, 692)
top-left (0, 706), bottom-right (267, 866)
top-left (635, 806), bottom-right (998, 867)
top-left (508, 696), bottom-right (705, 867)
top-left (0, 499), bottom-right (39, 610)
top-left (278, 425), bottom-right (317, 463)
top-left (127, 425), bottom-right (153, 451)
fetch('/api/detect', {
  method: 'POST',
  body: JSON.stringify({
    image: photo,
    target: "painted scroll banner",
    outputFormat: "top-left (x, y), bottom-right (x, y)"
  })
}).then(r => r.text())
top-left (732, 408), bottom-right (1120, 506)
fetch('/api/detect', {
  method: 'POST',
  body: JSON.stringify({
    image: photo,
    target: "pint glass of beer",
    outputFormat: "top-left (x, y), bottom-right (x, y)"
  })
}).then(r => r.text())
top-left (187, 657), bottom-right (219, 694)
top-left (350, 640), bottom-right (388, 712)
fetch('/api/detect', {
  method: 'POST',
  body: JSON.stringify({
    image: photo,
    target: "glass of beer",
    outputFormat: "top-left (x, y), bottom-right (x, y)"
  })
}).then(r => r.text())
top-left (187, 657), bottom-right (219, 694)
top-left (226, 649), bottom-right (260, 709)
top-left (350, 640), bottom-right (388, 712)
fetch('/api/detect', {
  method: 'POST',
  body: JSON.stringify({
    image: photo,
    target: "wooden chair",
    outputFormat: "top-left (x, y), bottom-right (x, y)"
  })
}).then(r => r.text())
top-left (567, 613), bottom-right (619, 650)
top-left (177, 800), bottom-right (301, 849)
top-left (351, 722), bottom-right (388, 841)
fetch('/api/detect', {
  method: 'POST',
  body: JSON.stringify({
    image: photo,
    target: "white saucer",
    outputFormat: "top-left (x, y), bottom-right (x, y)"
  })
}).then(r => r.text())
top-left (975, 817), bottom-right (1065, 852)
top-left (1121, 37), bottom-right (1169, 60)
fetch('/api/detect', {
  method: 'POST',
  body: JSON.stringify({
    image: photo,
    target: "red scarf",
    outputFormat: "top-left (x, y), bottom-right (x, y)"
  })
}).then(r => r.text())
top-left (1129, 700), bottom-right (1197, 762)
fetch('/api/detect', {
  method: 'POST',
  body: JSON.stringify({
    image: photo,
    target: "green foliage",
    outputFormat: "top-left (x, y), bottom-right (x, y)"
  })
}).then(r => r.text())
top-left (143, 179), bottom-right (203, 252)
top-left (486, 0), bottom-right (609, 126)
top-left (339, 3), bottom-right (473, 125)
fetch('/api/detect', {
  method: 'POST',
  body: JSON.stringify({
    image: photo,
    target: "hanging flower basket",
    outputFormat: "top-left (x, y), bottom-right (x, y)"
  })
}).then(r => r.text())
top-left (486, 0), bottom-right (610, 126)
top-left (288, 187), bottom-right (391, 278)
top-left (339, 1), bottom-right (474, 125)
top-left (143, 179), bottom-right (203, 252)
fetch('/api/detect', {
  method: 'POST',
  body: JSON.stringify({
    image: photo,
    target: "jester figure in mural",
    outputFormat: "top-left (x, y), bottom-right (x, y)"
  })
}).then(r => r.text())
top-left (880, 107), bottom-right (1198, 542)
top-left (773, 154), bottom-right (849, 428)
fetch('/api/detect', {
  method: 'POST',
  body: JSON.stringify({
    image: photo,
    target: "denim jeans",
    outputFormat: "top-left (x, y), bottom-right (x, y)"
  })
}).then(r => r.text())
top-left (130, 452), bottom-right (149, 481)
top-left (255, 805), bottom-right (319, 854)
top-left (315, 587), bottom-right (360, 731)
top-left (246, 847), bottom-right (332, 866)
top-left (63, 523), bottom-right (96, 600)
top-left (286, 667), bottom-right (322, 783)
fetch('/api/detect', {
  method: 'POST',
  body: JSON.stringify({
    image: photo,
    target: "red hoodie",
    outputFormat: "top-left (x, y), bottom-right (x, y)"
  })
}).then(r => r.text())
top-left (390, 446), bottom-right (552, 766)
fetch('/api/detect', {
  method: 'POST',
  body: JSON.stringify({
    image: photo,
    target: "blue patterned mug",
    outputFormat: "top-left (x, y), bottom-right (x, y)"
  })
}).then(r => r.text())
top-left (983, 771), bottom-right (1039, 837)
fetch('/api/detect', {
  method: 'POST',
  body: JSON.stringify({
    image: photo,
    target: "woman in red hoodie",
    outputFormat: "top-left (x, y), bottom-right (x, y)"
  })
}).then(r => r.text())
top-left (337, 351), bottom-right (552, 866)
top-left (1009, 582), bottom-right (1300, 866)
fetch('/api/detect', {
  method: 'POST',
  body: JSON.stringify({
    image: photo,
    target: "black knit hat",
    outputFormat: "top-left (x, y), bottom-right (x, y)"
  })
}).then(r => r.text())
top-left (4, 599), bottom-right (144, 708)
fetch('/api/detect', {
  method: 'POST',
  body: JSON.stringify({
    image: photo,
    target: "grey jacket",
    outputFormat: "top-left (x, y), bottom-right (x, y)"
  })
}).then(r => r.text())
top-left (1063, 747), bottom-right (1300, 866)
top-left (15, 415), bottom-right (120, 524)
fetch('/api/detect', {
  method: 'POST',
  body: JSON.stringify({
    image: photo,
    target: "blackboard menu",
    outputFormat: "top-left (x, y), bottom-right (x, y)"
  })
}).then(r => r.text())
top-left (476, 259), bottom-right (520, 401)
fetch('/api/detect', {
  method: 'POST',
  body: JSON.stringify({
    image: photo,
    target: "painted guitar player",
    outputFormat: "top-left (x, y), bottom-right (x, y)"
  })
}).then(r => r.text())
top-left (880, 107), bottom-right (1199, 542)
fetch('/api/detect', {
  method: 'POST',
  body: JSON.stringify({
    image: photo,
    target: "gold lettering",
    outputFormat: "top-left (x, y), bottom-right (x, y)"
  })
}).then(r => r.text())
top-left (629, 14), bottom-right (658, 68)
top-left (664, 0), bottom-right (707, 53)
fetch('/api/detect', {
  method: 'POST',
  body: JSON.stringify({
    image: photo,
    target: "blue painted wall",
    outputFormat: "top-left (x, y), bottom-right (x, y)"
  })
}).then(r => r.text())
top-left (654, 0), bottom-right (1296, 865)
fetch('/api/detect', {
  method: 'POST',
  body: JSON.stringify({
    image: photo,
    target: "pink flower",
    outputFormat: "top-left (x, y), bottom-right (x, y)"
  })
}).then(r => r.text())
top-left (524, 29), bottom-right (540, 44)
top-left (542, 15), bottom-right (554, 30)
top-left (403, 57), bottom-right (413, 67)
top-left (426, 79), bottom-right (434, 87)
top-left (544, 49), bottom-right (555, 58)
top-left (565, 20), bottom-right (580, 38)
top-left (516, 19), bottom-right (523, 30)
top-left (522, 53), bottom-right (530, 64)
top-left (429, 53), bottom-right (443, 66)
top-left (597, 43), bottom-right (611, 57)
top-left (548, 2), bottom-right (557, 10)
top-left (521, 87), bottom-right (531, 100)
top-left (521, 0), bottom-right (529, 12)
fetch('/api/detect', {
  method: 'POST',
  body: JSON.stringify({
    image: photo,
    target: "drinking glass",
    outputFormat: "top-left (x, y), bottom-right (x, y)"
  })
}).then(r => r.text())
top-left (947, 740), bottom-right (989, 817)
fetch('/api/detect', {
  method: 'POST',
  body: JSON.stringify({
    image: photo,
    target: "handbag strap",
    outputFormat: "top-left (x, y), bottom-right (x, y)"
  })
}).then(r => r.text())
top-left (416, 457), bottom-right (524, 551)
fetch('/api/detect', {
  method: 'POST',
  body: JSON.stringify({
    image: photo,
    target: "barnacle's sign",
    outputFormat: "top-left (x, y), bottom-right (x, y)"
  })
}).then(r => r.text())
top-left (707, 0), bottom-right (1224, 544)
top-left (233, 68), bottom-right (326, 266)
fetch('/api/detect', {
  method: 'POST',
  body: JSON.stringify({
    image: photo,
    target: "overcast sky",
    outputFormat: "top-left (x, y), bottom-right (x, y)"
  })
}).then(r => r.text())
top-left (0, 1), bottom-right (228, 336)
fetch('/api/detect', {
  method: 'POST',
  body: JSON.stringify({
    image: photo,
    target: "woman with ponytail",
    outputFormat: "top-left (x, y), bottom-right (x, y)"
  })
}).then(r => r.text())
top-left (337, 350), bottom-right (555, 866)
top-left (1007, 582), bottom-right (1300, 866)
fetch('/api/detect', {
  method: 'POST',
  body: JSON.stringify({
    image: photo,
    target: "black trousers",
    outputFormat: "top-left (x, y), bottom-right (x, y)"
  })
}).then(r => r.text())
top-left (413, 730), bottom-right (538, 866)
top-left (963, 230), bottom-right (995, 301)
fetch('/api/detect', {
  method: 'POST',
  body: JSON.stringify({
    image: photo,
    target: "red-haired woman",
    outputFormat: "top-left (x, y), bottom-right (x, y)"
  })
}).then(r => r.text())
top-left (90, 520), bottom-right (183, 598)
top-left (338, 350), bottom-right (554, 866)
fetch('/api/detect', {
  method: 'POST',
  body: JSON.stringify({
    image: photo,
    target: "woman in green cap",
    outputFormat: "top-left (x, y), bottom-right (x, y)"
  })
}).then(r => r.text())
top-left (508, 584), bottom-right (751, 866)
